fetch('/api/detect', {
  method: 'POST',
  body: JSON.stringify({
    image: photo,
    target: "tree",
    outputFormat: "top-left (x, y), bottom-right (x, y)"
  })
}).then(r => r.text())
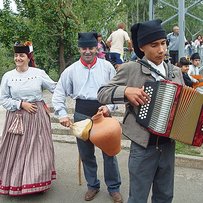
top-left (14, 0), bottom-right (80, 74)
top-left (0, 0), bottom-right (131, 77)
top-left (0, 44), bottom-right (14, 80)
top-left (1, 0), bottom-right (202, 77)
top-left (12, 0), bottom-right (129, 74)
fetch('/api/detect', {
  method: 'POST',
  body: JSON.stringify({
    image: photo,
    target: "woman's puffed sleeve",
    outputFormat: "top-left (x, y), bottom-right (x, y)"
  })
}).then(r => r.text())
top-left (0, 73), bottom-right (21, 111)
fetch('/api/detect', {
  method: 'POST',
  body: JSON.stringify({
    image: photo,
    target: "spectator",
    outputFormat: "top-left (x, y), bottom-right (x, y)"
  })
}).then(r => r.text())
top-left (177, 57), bottom-right (193, 87)
top-left (106, 22), bottom-right (132, 70)
top-left (184, 40), bottom-right (194, 59)
top-left (188, 52), bottom-right (203, 94)
top-left (194, 35), bottom-right (203, 48)
top-left (97, 33), bottom-right (107, 59)
top-left (167, 25), bottom-right (186, 65)
top-left (198, 40), bottom-right (203, 62)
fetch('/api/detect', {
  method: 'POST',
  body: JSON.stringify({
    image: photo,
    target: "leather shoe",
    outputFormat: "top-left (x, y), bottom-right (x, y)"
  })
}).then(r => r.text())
top-left (110, 192), bottom-right (123, 203)
top-left (84, 188), bottom-right (99, 201)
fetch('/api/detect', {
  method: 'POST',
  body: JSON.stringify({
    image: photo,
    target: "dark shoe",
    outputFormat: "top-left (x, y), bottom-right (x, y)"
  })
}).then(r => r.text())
top-left (84, 188), bottom-right (99, 201)
top-left (110, 192), bottom-right (123, 203)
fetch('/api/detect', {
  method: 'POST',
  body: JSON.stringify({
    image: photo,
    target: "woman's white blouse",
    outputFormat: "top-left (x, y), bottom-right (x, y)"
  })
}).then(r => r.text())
top-left (0, 67), bottom-right (56, 111)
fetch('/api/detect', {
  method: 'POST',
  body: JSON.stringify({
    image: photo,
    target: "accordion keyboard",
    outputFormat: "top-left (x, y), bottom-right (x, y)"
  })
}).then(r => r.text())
top-left (137, 81), bottom-right (177, 134)
top-left (138, 86), bottom-right (152, 120)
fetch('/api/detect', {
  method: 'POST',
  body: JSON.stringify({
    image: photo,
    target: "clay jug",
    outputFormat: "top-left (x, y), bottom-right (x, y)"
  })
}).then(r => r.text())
top-left (89, 112), bottom-right (122, 156)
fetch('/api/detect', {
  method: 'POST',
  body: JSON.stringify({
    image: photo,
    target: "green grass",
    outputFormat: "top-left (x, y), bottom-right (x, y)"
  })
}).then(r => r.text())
top-left (175, 141), bottom-right (202, 157)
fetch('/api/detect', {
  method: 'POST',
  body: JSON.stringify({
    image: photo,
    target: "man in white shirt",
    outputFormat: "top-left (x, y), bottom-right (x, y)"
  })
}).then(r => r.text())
top-left (106, 22), bottom-right (132, 70)
top-left (167, 25), bottom-right (186, 65)
top-left (52, 32), bottom-right (123, 203)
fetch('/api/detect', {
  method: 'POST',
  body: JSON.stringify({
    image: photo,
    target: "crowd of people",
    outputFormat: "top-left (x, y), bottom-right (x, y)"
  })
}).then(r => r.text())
top-left (98, 23), bottom-right (203, 94)
top-left (97, 24), bottom-right (202, 78)
top-left (0, 18), bottom-right (202, 203)
top-left (166, 25), bottom-right (203, 65)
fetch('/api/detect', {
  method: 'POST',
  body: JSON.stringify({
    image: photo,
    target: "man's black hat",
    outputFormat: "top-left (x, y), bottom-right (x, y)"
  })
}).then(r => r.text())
top-left (78, 32), bottom-right (98, 48)
top-left (131, 19), bottom-right (166, 59)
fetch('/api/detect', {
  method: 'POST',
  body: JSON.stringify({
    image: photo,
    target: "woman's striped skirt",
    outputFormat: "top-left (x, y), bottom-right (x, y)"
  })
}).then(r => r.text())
top-left (0, 101), bottom-right (56, 195)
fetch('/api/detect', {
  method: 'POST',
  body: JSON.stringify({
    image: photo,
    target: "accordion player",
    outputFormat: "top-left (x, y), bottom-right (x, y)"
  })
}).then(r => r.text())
top-left (136, 80), bottom-right (203, 146)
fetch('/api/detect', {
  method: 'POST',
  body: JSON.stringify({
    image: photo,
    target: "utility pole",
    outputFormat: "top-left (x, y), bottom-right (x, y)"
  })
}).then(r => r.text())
top-left (178, 0), bottom-right (185, 58)
top-left (149, 0), bottom-right (203, 60)
top-left (149, 0), bottom-right (154, 20)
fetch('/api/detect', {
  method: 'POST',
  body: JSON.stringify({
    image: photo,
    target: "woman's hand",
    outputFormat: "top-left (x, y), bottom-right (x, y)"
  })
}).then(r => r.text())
top-left (21, 101), bottom-right (38, 113)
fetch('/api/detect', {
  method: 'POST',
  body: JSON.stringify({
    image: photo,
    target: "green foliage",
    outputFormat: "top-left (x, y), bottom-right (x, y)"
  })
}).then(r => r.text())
top-left (0, 44), bottom-right (14, 80)
top-left (0, 10), bottom-right (30, 47)
top-left (0, 0), bottom-right (130, 76)
top-left (0, 0), bottom-right (202, 79)
top-left (175, 141), bottom-right (202, 157)
top-left (124, 0), bottom-right (150, 25)
top-left (14, 0), bottom-right (80, 73)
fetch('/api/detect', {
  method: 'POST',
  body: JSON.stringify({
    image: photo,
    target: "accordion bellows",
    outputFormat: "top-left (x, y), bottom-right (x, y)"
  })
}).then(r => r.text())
top-left (137, 80), bottom-right (203, 146)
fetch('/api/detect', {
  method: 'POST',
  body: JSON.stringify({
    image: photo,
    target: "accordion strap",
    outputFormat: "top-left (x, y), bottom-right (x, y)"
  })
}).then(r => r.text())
top-left (138, 59), bottom-right (173, 81)
top-left (125, 104), bottom-right (137, 120)
top-left (167, 61), bottom-right (175, 81)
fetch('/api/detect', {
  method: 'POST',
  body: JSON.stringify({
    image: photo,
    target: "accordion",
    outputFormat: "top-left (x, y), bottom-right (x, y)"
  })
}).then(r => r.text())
top-left (136, 80), bottom-right (203, 146)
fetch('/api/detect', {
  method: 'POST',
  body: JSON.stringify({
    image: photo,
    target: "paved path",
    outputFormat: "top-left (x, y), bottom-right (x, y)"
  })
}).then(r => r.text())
top-left (0, 91), bottom-right (203, 202)
top-left (0, 142), bottom-right (203, 203)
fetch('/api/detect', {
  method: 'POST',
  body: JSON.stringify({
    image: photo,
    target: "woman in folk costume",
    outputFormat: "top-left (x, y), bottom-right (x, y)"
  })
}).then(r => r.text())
top-left (0, 41), bottom-right (56, 195)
